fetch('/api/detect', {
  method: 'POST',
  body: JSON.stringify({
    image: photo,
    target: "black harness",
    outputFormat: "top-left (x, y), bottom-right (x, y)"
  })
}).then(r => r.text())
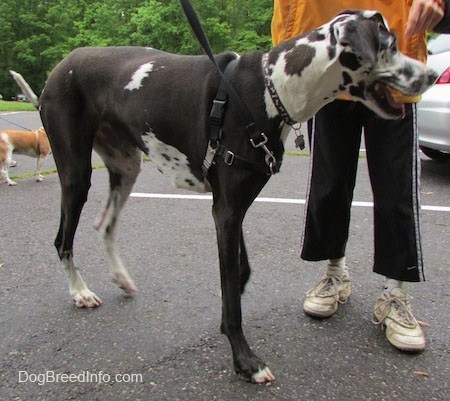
top-left (180, 0), bottom-right (281, 179)
top-left (202, 59), bottom-right (283, 179)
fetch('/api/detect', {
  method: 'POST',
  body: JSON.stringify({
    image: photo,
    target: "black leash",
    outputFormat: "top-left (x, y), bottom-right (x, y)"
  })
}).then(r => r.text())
top-left (0, 115), bottom-right (33, 131)
top-left (179, 0), bottom-right (278, 174)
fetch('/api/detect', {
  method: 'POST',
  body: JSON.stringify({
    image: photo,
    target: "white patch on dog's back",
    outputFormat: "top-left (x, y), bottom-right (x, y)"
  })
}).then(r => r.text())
top-left (143, 131), bottom-right (206, 193)
top-left (125, 62), bottom-right (154, 91)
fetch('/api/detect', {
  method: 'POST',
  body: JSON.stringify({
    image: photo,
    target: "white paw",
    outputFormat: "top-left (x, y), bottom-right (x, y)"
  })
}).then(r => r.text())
top-left (36, 175), bottom-right (44, 182)
top-left (252, 367), bottom-right (275, 383)
top-left (8, 180), bottom-right (17, 186)
top-left (72, 289), bottom-right (102, 308)
top-left (112, 272), bottom-right (137, 294)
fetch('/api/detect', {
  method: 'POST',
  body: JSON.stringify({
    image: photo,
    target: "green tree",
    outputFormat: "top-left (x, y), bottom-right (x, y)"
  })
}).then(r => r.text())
top-left (0, 0), bottom-right (273, 99)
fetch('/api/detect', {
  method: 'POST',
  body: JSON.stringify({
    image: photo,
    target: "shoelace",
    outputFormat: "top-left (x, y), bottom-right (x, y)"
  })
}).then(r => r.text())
top-left (373, 292), bottom-right (418, 328)
top-left (306, 274), bottom-right (349, 304)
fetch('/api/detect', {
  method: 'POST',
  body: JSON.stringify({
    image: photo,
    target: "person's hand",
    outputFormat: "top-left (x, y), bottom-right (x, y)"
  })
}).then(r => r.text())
top-left (405, 0), bottom-right (444, 37)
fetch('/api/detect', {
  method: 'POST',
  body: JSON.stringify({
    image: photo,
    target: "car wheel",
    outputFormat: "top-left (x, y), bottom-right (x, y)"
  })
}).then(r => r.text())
top-left (420, 146), bottom-right (450, 160)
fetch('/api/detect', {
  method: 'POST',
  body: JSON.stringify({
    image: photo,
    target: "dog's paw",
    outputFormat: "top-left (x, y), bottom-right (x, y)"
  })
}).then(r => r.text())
top-left (36, 174), bottom-right (45, 182)
top-left (73, 289), bottom-right (102, 308)
top-left (7, 180), bottom-right (17, 186)
top-left (252, 367), bottom-right (275, 383)
top-left (10, 160), bottom-right (17, 167)
top-left (112, 272), bottom-right (137, 294)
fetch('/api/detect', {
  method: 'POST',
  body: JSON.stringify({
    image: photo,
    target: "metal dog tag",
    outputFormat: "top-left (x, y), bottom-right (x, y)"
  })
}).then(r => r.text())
top-left (295, 134), bottom-right (305, 150)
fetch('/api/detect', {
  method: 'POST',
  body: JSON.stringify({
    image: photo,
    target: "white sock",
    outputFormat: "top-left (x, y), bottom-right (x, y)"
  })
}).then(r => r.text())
top-left (384, 278), bottom-right (403, 292)
top-left (327, 257), bottom-right (348, 274)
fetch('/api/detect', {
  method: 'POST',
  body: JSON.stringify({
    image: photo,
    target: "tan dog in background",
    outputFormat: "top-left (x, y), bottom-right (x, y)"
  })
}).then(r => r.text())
top-left (0, 127), bottom-right (51, 186)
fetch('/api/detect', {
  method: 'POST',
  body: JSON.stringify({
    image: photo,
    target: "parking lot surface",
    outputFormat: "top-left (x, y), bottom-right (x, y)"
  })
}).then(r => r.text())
top-left (1, 112), bottom-right (449, 400)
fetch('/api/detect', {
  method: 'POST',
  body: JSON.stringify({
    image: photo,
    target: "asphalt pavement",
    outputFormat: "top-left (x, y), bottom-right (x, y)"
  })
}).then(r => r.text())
top-left (1, 112), bottom-right (449, 401)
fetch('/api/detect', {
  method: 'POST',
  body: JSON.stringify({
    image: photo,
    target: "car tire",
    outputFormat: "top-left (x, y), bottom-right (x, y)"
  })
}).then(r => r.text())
top-left (420, 146), bottom-right (450, 160)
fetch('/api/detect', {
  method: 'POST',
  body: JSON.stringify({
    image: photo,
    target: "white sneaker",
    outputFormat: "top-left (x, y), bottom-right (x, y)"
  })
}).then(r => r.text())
top-left (303, 266), bottom-right (351, 318)
top-left (373, 287), bottom-right (426, 352)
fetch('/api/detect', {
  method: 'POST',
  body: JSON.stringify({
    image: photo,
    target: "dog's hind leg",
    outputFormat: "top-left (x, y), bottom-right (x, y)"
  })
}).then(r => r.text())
top-left (94, 150), bottom-right (141, 295)
top-left (55, 161), bottom-right (101, 308)
top-left (34, 155), bottom-right (47, 182)
top-left (45, 117), bottom-right (100, 307)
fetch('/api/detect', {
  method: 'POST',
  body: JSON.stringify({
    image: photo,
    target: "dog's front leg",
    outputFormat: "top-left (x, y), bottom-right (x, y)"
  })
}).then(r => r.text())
top-left (213, 202), bottom-right (275, 383)
top-left (239, 231), bottom-right (251, 294)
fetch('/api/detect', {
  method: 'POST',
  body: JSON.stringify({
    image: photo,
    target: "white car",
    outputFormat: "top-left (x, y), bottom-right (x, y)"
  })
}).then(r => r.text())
top-left (417, 34), bottom-right (450, 160)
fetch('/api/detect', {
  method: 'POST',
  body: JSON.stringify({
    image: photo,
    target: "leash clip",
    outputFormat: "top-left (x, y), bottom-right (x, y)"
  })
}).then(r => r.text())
top-left (250, 132), bottom-right (268, 148)
top-left (251, 132), bottom-right (278, 174)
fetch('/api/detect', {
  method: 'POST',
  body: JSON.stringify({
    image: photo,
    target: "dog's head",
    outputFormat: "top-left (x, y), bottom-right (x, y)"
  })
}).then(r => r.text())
top-left (327, 10), bottom-right (438, 118)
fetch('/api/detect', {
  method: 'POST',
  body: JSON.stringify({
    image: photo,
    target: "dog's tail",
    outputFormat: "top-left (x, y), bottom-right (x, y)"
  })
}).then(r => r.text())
top-left (9, 70), bottom-right (40, 108)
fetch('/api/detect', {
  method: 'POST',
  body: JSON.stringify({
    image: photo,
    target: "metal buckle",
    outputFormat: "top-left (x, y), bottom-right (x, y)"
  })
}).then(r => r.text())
top-left (223, 150), bottom-right (235, 165)
top-left (202, 141), bottom-right (217, 178)
top-left (209, 99), bottom-right (226, 125)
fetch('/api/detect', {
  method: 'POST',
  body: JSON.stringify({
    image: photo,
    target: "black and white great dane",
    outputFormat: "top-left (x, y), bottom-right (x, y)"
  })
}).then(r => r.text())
top-left (13, 10), bottom-right (437, 383)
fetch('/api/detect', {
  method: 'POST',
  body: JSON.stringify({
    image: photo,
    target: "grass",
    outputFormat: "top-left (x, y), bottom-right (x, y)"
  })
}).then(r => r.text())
top-left (8, 163), bottom-right (105, 181)
top-left (8, 168), bottom-right (57, 181)
top-left (0, 100), bottom-right (36, 112)
top-left (285, 150), bottom-right (310, 157)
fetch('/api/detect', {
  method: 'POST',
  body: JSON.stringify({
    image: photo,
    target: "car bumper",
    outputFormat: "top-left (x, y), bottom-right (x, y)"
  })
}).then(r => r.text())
top-left (417, 85), bottom-right (450, 153)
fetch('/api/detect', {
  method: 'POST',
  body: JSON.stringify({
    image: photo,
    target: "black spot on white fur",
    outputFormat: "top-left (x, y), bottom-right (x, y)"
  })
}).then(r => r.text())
top-left (339, 51), bottom-right (361, 71)
top-left (285, 44), bottom-right (316, 76)
top-left (342, 71), bottom-right (353, 85)
top-left (327, 46), bottom-right (336, 60)
top-left (307, 30), bottom-right (326, 42)
top-left (349, 82), bottom-right (366, 99)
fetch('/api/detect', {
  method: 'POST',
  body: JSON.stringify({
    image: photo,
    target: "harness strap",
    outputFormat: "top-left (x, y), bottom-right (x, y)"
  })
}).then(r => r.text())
top-left (215, 143), bottom-right (281, 175)
top-left (202, 60), bottom-right (236, 179)
top-left (180, 1), bottom-right (257, 136)
top-left (203, 59), bottom-right (281, 179)
top-left (209, 60), bottom-right (237, 148)
top-left (180, 0), bottom-right (280, 175)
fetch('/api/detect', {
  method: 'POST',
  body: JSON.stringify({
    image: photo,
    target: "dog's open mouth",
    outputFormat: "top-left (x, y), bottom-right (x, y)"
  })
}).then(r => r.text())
top-left (370, 83), bottom-right (406, 118)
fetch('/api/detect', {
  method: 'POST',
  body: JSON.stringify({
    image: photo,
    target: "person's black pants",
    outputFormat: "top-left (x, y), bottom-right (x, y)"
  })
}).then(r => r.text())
top-left (302, 100), bottom-right (424, 282)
